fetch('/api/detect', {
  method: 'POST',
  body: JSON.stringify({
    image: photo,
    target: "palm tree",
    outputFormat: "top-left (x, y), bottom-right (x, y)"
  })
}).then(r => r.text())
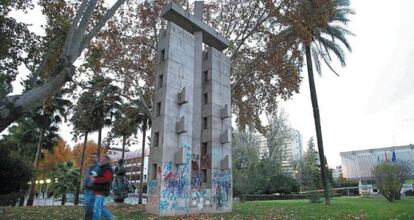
top-left (71, 91), bottom-right (98, 205)
top-left (49, 161), bottom-right (79, 206)
top-left (270, 0), bottom-right (354, 204)
top-left (112, 103), bottom-right (143, 161)
top-left (26, 94), bottom-right (70, 206)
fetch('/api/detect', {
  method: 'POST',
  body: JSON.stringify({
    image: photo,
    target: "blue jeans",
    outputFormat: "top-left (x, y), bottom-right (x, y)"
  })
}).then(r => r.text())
top-left (93, 195), bottom-right (114, 220)
top-left (84, 190), bottom-right (95, 220)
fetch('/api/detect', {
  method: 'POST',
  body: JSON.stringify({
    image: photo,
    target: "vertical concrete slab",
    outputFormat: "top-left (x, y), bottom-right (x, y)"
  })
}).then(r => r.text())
top-left (147, 22), bottom-right (195, 216)
top-left (191, 1), bottom-right (203, 196)
top-left (148, 1), bottom-right (232, 216)
top-left (205, 47), bottom-right (232, 212)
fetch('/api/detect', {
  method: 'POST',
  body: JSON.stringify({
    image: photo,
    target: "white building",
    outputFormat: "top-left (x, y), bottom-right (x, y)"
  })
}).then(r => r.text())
top-left (340, 145), bottom-right (414, 180)
top-left (257, 129), bottom-right (304, 177)
top-left (280, 129), bottom-right (303, 176)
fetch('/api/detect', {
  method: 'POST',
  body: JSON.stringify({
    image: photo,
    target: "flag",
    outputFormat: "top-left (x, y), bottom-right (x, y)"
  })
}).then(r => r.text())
top-left (384, 151), bottom-right (388, 162)
top-left (392, 149), bottom-right (397, 162)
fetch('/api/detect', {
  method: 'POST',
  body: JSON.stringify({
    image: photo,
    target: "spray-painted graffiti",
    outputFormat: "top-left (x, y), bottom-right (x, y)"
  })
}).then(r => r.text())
top-left (191, 154), bottom-right (201, 189)
top-left (148, 180), bottom-right (159, 204)
top-left (191, 189), bottom-right (212, 210)
top-left (157, 164), bottom-right (162, 175)
top-left (212, 169), bottom-right (232, 209)
top-left (159, 144), bottom-right (191, 213)
top-left (191, 171), bottom-right (201, 189)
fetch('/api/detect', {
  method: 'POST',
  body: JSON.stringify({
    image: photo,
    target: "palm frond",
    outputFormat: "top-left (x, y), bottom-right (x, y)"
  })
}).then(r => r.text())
top-left (335, 0), bottom-right (351, 7)
top-left (315, 36), bottom-right (346, 66)
top-left (311, 46), bottom-right (322, 75)
top-left (332, 8), bottom-right (354, 24)
top-left (320, 51), bottom-right (340, 76)
top-left (322, 25), bottom-right (353, 52)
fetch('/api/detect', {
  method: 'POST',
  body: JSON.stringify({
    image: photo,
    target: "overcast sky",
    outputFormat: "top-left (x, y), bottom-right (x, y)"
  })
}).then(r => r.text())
top-left (9, 0), bottom-right (414, 167)
top-left (283, 0), bottom-right (414, 166)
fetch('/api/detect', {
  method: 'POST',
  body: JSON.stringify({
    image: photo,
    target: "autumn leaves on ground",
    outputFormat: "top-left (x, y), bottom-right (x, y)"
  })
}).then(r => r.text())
top-left (3, 197), bottom-right (414, 220)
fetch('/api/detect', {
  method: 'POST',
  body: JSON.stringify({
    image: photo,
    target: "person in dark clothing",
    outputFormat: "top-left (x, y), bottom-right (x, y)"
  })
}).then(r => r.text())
top-left (84, 153), bottom-right (100, 220)
top-left (92, 154), bottom-right (114, 220)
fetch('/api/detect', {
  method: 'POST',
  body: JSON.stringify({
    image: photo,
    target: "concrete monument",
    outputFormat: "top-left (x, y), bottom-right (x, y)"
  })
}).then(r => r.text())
top-left (146, 1), bottom-right (232, 216)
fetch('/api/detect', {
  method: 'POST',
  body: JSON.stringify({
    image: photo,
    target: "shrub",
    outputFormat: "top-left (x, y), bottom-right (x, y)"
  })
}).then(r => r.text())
top-left (372, 162), bottom-right (412, 202)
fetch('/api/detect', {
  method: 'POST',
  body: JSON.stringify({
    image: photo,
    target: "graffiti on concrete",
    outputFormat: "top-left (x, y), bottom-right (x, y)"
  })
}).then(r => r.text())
top-left (212, 169), bottom-right (232, 208)
top-left (148, 180), bottom-right (160, 204)
top-left (159, 144), bottom-right (191, 213)
top-left (191, 189), bottom-right (212, 210)
top-left (191, 171), bottom-right (201, 189)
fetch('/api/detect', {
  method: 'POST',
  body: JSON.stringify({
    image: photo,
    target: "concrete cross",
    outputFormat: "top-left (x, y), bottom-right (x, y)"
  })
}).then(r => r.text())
top-left (161, 1), bottom-right (230, 51)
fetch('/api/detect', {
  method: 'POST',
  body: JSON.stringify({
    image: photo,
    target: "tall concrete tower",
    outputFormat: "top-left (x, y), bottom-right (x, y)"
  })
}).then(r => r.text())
top-left (146, 1), bottom-right (232, 216)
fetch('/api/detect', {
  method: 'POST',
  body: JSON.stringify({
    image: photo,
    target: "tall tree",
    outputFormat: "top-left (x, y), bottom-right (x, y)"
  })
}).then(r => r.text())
top-left (39, 139), bottom-right (74, 174)
top-left (0, 0), bottom-right (127, 132)
top-left (0, 0), bottom-right (35, 100)
top-left (26, 93), bottom-right (70, 206)
top-left (232, 129), bottom-right (261, 202)
top-left (49, 161), bottom-right (79, 206)
top-left (111, 103), bottom-right (143, 161)
top-left (0, 142), bottom-right (32, 206)
top-left (72, 141), bottom-right (100, 171)
top-left (264, 109), bottom-right (291, 161)
top-left (71, 89), bottom-right (99, 205)
top-left (302, 137), bottom-right (322, 202)
top-left (264, 0), bottom-right (354, 204)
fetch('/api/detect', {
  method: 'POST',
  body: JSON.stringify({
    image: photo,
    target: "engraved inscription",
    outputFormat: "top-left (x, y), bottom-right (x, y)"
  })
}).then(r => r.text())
top-left (171, 24), bottom-right (194, 41)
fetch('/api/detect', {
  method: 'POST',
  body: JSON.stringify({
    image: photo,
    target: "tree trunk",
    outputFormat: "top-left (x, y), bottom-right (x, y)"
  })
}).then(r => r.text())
top-left (0, 0), bottom-right (127, 133)
top-left (97, 127), bottom-right (102, 157)
top-left (26, 128), bottom-right (45, 206)
top-left (18, 189), bottom-right (25, 206)
top-left (74, 132), bottom-right (88, 205)
top-left (138, 119), bottom-right (147, 204)
top-left (305, 44), bottom-right (330, 205)
top-left (121, 134), bottom-right (126, 161)
top-left (61, 193), bottom-right (66, 206)
top-left (0, 66), bottom-right (75, 133)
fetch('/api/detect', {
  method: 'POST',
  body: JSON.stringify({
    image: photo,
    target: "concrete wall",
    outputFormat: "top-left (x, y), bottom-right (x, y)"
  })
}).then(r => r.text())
top-left (146, 22), bottom-right (232, 216)
top-left (147, 22), bottom-right (195, 216)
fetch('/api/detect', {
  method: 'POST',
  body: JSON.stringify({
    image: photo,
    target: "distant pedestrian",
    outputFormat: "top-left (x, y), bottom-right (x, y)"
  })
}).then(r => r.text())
top-left (84, 153), bottom-right (100, 220)
top-left (92, 154), bottom-right (114, 220)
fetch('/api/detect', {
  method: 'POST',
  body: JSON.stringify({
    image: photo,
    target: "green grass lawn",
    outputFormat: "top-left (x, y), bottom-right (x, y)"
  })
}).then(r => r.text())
top-left (2, 196), bottom-right (414, 220)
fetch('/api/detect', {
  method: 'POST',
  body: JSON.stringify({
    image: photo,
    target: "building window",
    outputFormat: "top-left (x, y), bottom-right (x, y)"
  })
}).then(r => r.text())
top-left (202, 142), bottom-right (208, 154)
top-left (154, 132), bottom-right (159, 147)
top-left (151, 164), bottom-right (157, 180)
top-left (161, 49), bottom-right (166, 61)
top-left (158, 74), bottom-right (163, 88)
top-left (202, 117), bottom-right (208, 129)
top-left (156, 102), bottom-right (161, 116)
top-left (201, 169), bottom-right (207, 183)
top-left (203, 93), bottom-right (208, 105)
top-left (203, 70), bottom-right (209, 82)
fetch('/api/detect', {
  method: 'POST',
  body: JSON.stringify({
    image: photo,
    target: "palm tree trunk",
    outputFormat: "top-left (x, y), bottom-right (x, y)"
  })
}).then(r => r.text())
top-left (305, 44), bottom-right (330, 205)
top-left (138, 119), bottom-right (147, 204)
top-left (121, 134), bottom-right (126, 161)
top-left (61, 193), bottom-right (66, 206)
top-left (74, 132), bottom-right (88, 205)
top-left (26, 128), bottom-right (45, 206)
top-left (97, 127), bottom-right (102, 157)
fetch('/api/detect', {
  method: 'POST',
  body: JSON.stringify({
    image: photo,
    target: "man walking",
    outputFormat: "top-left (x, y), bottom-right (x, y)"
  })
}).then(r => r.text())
top-left (92, 154), bottom-right (114, 220)
top-left (84, 153), bottom-right (100, 220)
